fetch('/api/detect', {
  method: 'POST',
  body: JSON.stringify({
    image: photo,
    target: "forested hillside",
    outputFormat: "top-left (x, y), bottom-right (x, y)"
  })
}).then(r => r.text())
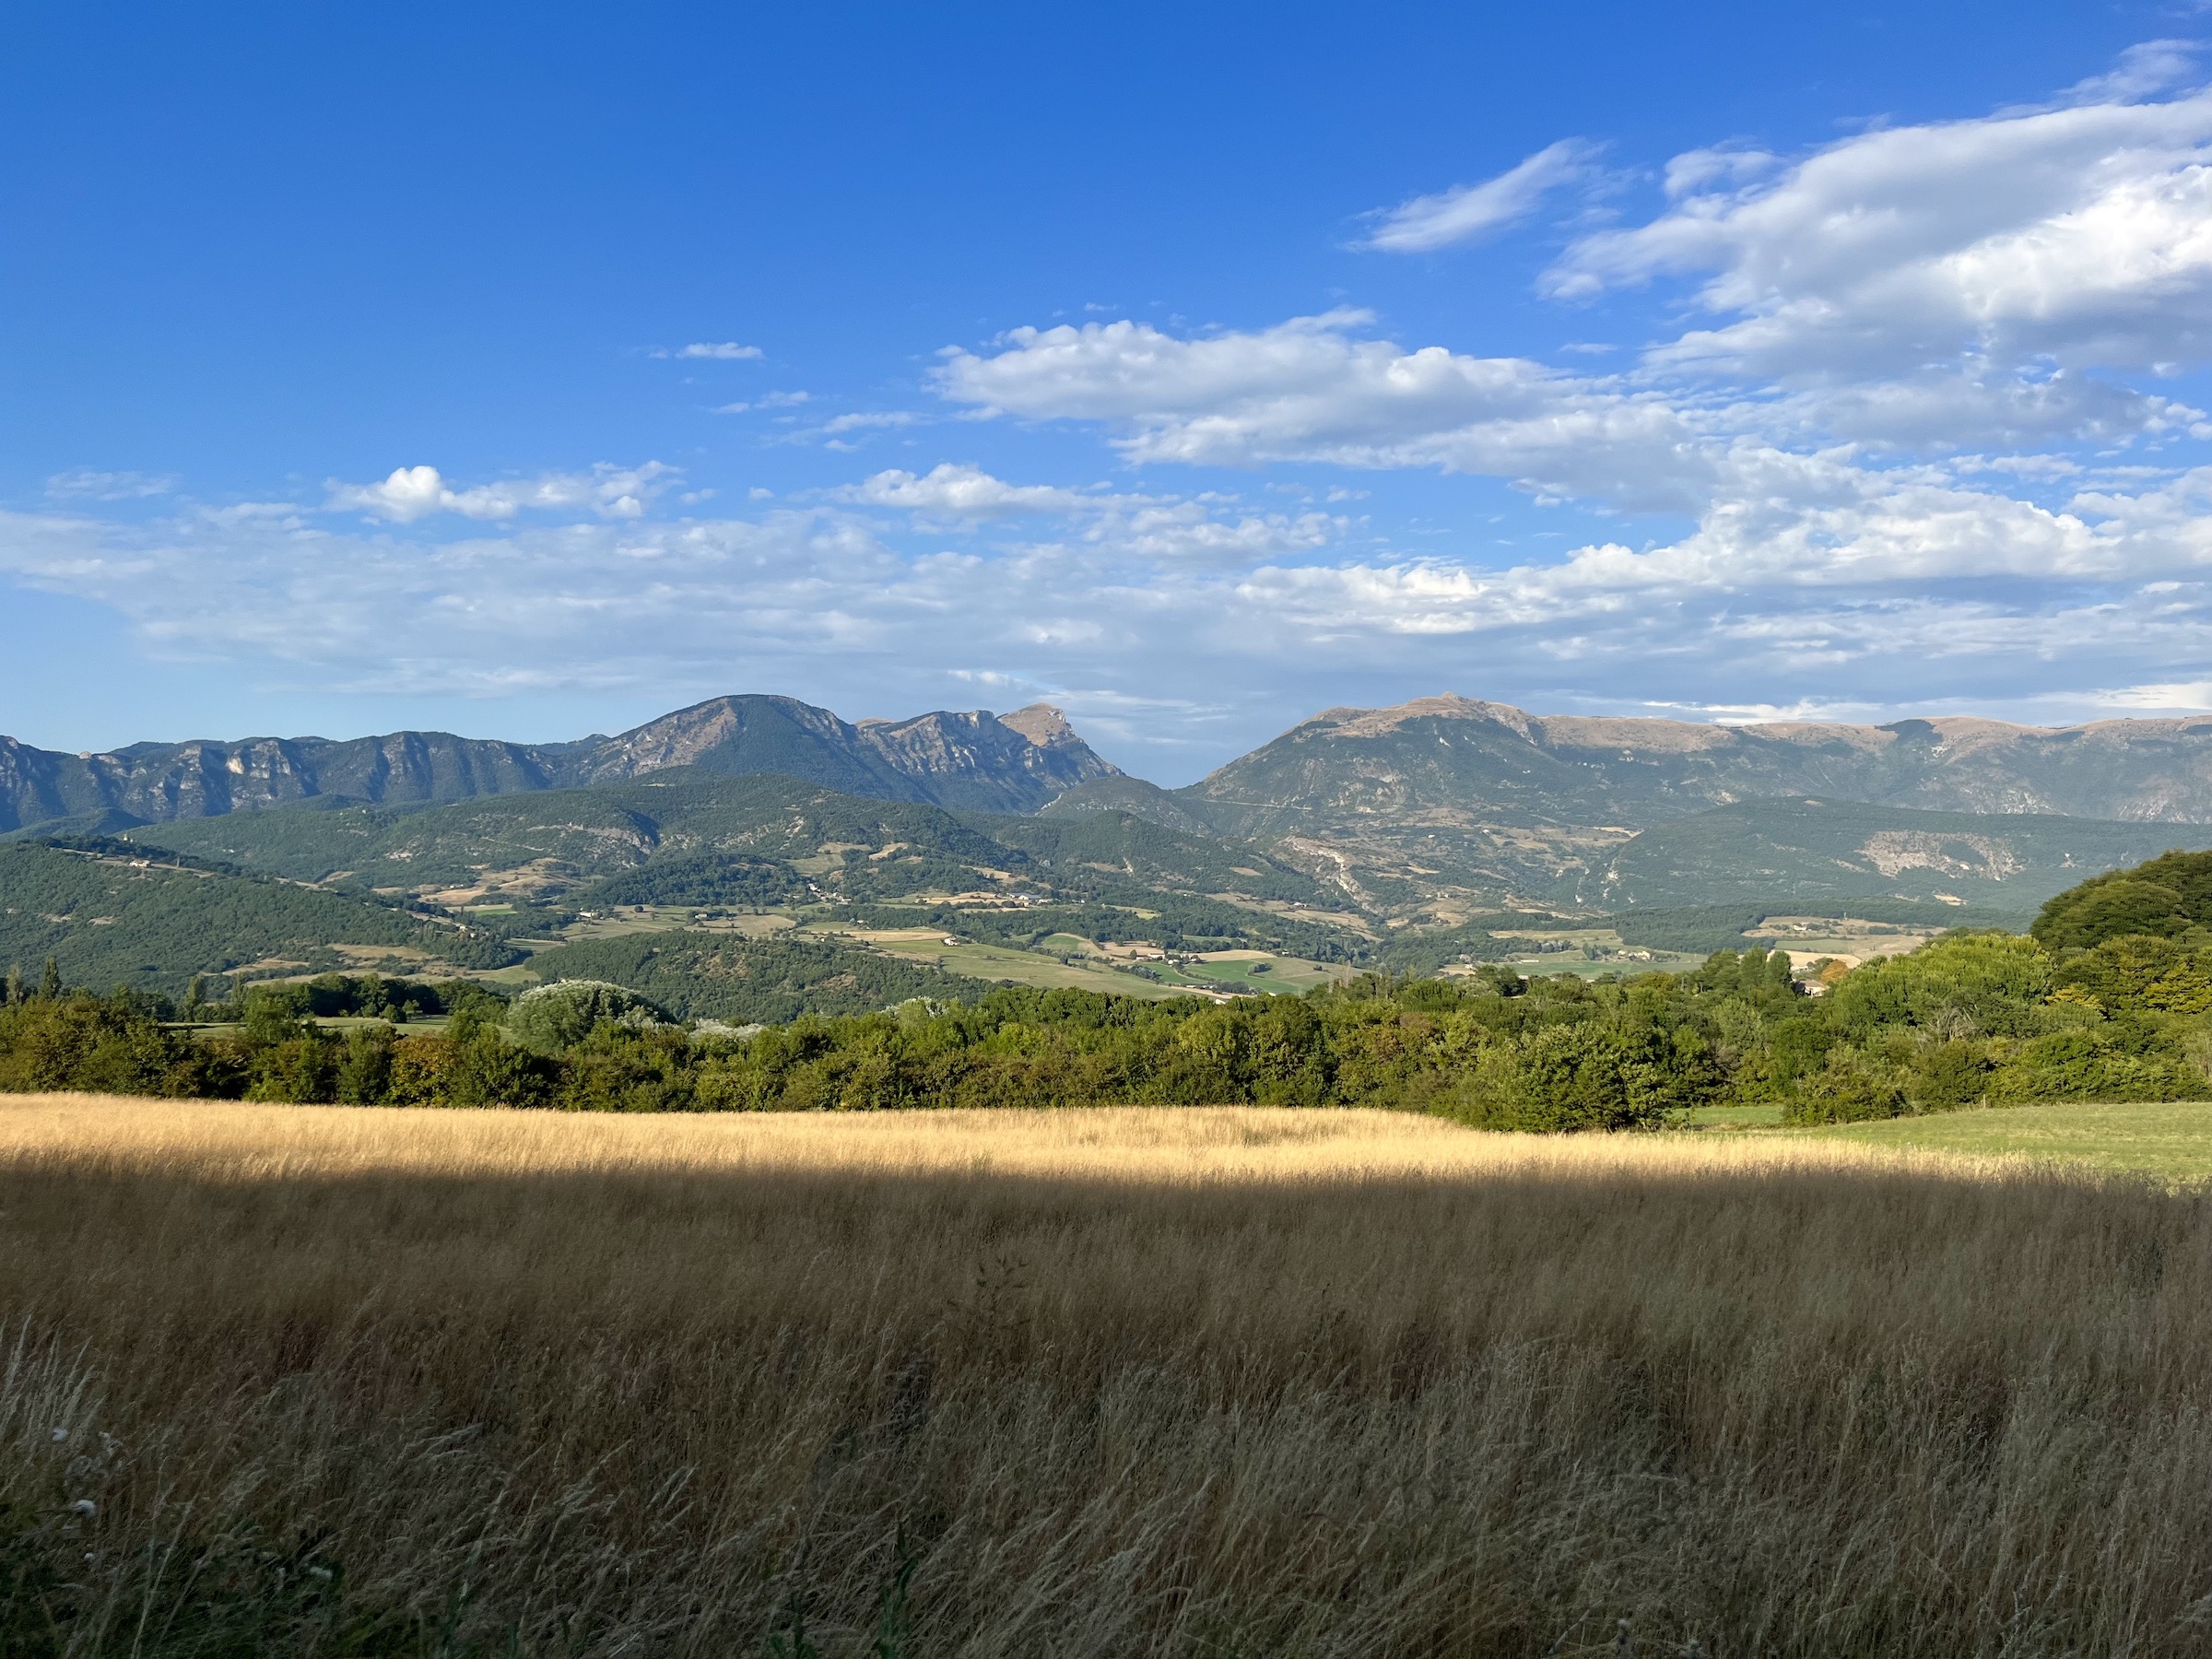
top-left (123, 770), bottom-right (1343, 916)
top-left (521, 932), bottom-right (994, 1023)
top-left (0, 840), bottom-right (519, 995)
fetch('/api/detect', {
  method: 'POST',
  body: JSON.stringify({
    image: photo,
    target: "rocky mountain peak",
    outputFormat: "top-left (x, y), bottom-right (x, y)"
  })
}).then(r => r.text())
top-left (998, 703), bottom-right (1105, 759)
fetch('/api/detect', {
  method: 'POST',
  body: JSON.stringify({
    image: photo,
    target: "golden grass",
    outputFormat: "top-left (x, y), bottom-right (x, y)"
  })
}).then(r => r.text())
top-left (5, 1096), bottom-right (2212, 1655)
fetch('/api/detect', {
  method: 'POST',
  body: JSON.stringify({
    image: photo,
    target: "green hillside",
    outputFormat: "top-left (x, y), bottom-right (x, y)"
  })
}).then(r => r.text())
top-left (1592, 797), bottom-right (2212, 912)
top-left (959, 808), bottom-right (1329, 906)
top-left (123, 771), bottom-right (1019, 896)
top-left (0, 840), bottom-right (520, 996)
top-left (122, 770), bottom-right (1347, 917)
top-left (523, 931), bottom-right (993, 1023)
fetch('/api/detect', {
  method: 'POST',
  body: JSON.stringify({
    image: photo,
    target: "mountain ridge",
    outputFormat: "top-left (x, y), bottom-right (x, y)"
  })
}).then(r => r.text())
top-left (1182, 694), bottom-right (2212, 829)
top-left (1168, 693), bottom-right (2212, 911)
top-left (0, 694), bottom-right (1120, 831)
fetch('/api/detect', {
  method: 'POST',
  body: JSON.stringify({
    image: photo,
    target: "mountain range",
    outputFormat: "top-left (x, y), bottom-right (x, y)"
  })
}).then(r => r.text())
top-left (12, 689), bottom-right (2212, 919)
top-left (0, 695), bottom-right (1120, 831)
top-left (1154, 695), bottom-right (2212, 912)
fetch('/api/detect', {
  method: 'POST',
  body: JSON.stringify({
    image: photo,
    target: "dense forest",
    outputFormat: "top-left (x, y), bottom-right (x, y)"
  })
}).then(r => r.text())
top-left (520, 930), bottom-right (994, 1022)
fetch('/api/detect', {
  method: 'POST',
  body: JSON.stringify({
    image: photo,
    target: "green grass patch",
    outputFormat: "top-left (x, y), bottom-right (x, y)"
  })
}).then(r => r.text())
top-left (1681, 1103), bottom-right (1787, 1129)
top-left (1808, 1099), bottom-right (2212, 1181)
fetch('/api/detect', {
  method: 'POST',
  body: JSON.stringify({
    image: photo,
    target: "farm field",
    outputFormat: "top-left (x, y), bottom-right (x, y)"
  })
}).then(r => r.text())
top-left (6, 1098), bottom-right (2212, 1655)
top-left (837, 925), bottom-right (1194, 998)
top-left (815, 923), bottom-right (1346, 1000)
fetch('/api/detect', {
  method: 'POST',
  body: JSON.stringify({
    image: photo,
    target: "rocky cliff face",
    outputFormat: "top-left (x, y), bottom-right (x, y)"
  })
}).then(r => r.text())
top-left (581, 697), bottom-right (1121, 813)
top-left (0, 696), bottom-right (1122, 831)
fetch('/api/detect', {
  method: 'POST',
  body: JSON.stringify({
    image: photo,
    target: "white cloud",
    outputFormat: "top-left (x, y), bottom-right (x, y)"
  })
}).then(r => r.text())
top-left (31, 52), bottom-right (2212, 766)
top-left (1360, 139), bottom-right (1603, 253)
top-left (1551, 79), bottom-right (2212, 384)
top-left (18, 448), bottom-right (2212, 766)
top-left (324, 463), bottom-right (677, 522)
top-left (843, 464), bottom-right (1109, 517)
top-left (0, 461), bottom-right (2200, 677)
top-left (842, 464), bottom-right (1350, 559)
top-left (655, 341), bottom-right (763, 359)
top-left (712, 391), bottom-right (810, 415)
top-left (2091, 677), bottom-right (2212, 712)
top-left (935, 312), bottom-right (1708, 509)
top-left (2060, 40), bottom-right (2201, 107)
top-left (45, 469), bottom-right (179, 500)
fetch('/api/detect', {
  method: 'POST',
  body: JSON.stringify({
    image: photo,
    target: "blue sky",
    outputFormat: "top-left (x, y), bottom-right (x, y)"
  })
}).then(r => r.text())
top-left (8, 2), bottom-right (2212, 782)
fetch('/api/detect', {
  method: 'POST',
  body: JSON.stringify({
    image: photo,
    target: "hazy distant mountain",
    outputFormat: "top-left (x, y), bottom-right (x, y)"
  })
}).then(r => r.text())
top-left (1175, 694), bottom-right (2212, 908)
top-left (0, 695), bottom-right (1120, 831)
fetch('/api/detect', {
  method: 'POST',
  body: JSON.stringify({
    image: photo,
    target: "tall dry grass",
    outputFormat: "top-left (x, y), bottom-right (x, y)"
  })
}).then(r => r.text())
top-left (4, 1095), bottom-right (2212, 1656)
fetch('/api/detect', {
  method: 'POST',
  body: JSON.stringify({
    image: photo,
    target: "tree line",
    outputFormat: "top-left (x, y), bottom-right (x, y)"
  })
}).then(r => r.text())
top-left (6, 913), bottom-right (2210, 1122)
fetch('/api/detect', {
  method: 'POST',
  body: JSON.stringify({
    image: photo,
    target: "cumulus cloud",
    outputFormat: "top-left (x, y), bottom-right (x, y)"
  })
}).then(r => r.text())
top-left (325, 463), bottom-right (677, 522)
top-left (842, 464), bottom-right (1112, 517)
top-left (1359, 139), bottom-right (1603, 253)
top-left (936, 312), bottom-right (1708, 509)
top-left (1551, 81), bottom-right (2212, 385)
top-left (12, 453), bottom-right (2212, 719)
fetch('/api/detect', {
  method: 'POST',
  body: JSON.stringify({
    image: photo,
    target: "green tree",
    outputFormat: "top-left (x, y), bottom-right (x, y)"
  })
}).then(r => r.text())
top-left (2034, 850), bottom-right (2212, 951)
top-left (37, 959), bottom-right (59, 1001)
top-left (505, 979), bottom-right (669, 1056)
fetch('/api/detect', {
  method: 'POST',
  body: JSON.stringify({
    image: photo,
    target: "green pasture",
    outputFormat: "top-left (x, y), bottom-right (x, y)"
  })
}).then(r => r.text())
top-left (849, 931), bottom-right (1194, 1000)
top-left (1807, 1100), bottom-right (2212, 1182)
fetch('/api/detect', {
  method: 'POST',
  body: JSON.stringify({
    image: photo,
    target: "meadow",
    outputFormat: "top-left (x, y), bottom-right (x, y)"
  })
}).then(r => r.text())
top-left (6, 1098), bottom-right (2212, 1656)
top-left (1816, 1097), bottom-right (2212, 1179)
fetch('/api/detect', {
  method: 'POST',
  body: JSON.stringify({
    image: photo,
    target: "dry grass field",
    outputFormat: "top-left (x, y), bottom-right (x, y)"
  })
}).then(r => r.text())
top-left (5, 1098), bottom-right (2212, 1656)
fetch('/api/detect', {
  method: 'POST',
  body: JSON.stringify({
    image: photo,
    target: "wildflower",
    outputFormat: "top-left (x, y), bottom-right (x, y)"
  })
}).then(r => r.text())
top-left (50, 1427), bottom-right (67, 1442)
top-left (71, 1499), bottom-right (96, 1517)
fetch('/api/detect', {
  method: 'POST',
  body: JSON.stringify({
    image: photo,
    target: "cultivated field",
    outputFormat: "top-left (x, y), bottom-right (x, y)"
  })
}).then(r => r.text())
top-left (5, 1099), bottom-right (2212, 1655)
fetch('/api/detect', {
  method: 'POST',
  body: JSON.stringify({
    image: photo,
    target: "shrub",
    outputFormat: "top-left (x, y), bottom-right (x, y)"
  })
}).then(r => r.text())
top-left (1783, 1053), bottom-right (1907, 1124)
